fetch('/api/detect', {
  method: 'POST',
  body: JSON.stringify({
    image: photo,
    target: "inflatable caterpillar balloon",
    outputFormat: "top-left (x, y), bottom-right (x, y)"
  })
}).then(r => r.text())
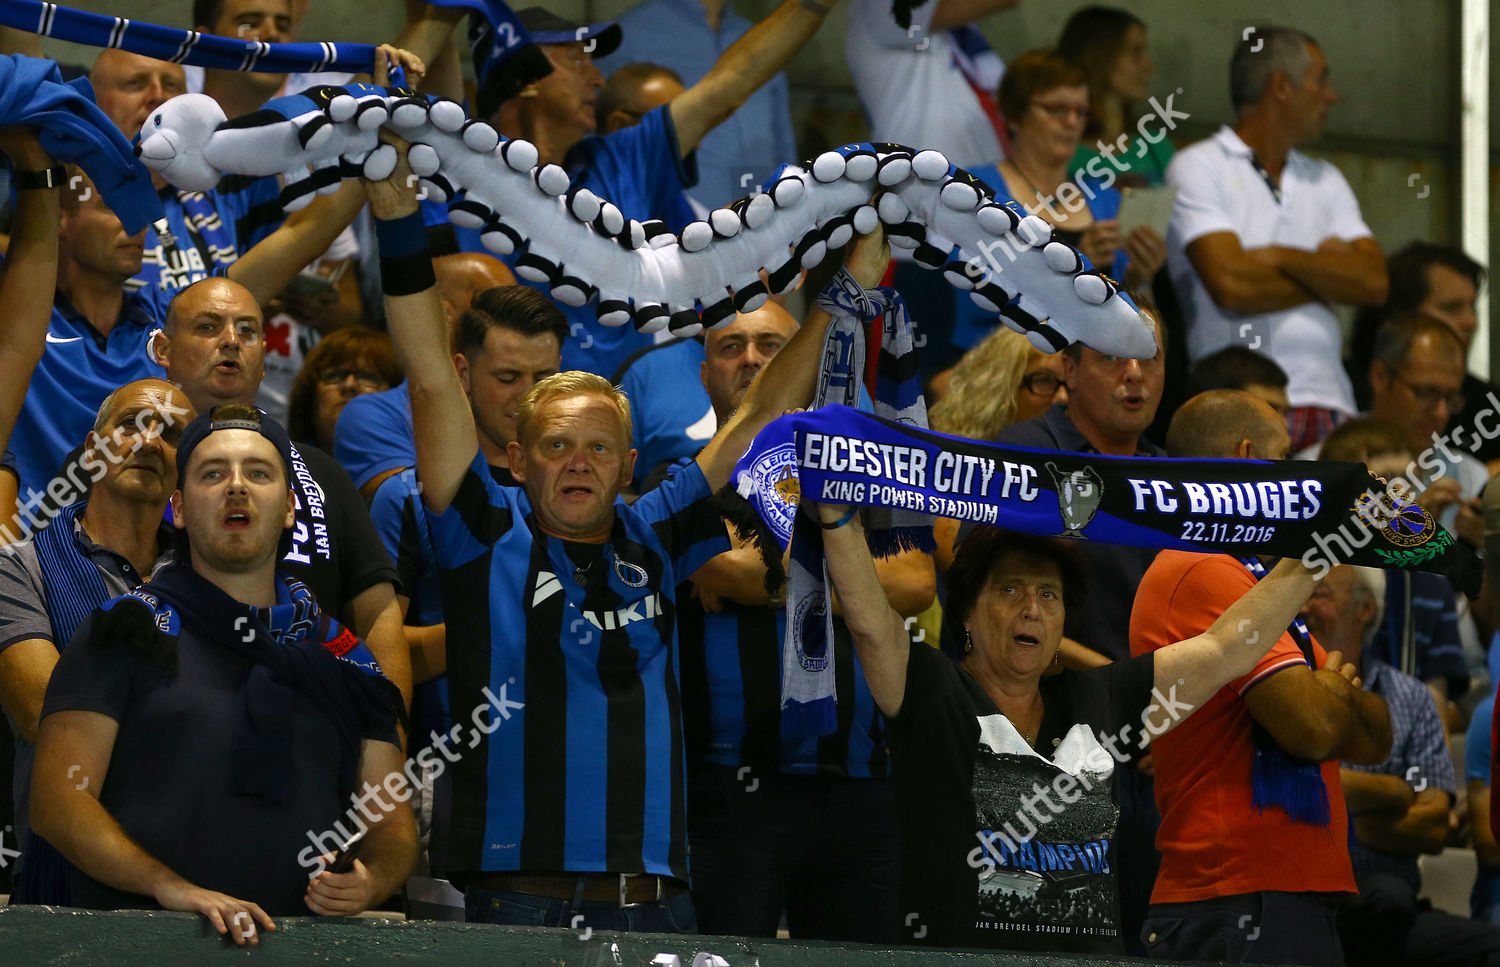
top-left (135, 83), bottom-right (1155, 355)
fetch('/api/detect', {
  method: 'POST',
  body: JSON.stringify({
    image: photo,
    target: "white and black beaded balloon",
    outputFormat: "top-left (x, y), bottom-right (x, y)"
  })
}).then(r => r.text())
top-left (135, 85), bottom-right (1155, 359)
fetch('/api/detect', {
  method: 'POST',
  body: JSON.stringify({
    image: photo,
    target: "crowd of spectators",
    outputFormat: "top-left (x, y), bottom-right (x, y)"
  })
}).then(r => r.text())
top-left (0, 2), bottom-right (1498, 966)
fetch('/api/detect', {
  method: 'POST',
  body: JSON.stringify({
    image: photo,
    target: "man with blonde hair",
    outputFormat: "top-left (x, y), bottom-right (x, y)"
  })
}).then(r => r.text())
top-left (370, 149), bottom-right (892, 932)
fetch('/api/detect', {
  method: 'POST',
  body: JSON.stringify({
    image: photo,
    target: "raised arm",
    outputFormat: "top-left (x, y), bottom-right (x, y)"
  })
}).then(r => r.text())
top-left (226, 182), bottom-right (367, 309)
top-left (696, 228), bottom-right (889, 490)
top-left (227, 47), bottom-right (425, 309)
top-left (1150, 558), bottom-right (1318, 728)
top-left (365, 146), bottom-right (476, 514)
top-left (669, 0), bottom-right (838, 157)
top-left (0, 129), bottom-right (59, 462)
top-left (811, 502), bottom-right (910, 716)
top-left (32, 710), bottom-right (277, 943)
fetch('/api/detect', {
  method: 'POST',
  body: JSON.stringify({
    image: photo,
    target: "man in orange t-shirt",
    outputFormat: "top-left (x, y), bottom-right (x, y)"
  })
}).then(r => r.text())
top-left (1129, 391), bottom-right (1392, 966)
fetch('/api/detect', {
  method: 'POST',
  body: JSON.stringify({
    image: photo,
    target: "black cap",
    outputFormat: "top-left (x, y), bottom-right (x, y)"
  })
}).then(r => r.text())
top-left (473, 6), bottom-right (621, 120)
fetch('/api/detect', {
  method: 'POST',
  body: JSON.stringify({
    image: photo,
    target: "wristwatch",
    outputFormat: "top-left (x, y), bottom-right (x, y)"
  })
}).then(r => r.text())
top-left (13, 164), bottom-right (67, 191)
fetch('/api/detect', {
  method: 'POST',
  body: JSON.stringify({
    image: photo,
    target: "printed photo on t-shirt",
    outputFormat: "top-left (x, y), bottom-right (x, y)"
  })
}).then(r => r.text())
top-left (967, 715), bottom-right (1120, 941)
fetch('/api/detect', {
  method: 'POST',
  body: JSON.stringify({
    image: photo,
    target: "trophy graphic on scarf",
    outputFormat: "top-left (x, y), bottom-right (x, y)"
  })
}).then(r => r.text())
top-left (1046, 462), bottom-right (1104, 539)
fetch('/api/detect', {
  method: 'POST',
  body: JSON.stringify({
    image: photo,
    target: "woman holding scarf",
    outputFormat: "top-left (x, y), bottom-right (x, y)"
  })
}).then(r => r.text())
top-left (811, 509), bottom-right (1321, 953)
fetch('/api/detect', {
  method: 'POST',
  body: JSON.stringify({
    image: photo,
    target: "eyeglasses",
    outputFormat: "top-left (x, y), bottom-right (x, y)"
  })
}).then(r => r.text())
top-left (1020, 371), bottom-right (1065, 396)
top-left (320, 368), bottom-right (389, 391)
top-left (1392, 371), bottom-right (1465, 413)
top-left (1031, 101), bottom-right (1090, 121)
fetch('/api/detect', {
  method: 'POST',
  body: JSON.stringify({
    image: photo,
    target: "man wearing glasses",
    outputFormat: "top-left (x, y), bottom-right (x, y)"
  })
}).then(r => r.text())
top-left (1359, 314), bottom-right (1488, 543)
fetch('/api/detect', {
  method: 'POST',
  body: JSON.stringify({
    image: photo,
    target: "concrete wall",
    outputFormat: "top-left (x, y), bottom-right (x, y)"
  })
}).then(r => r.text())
top-left (0, 905), bottom-right (1212, 966)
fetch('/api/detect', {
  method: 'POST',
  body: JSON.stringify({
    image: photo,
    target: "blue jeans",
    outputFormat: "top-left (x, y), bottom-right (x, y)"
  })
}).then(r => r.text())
top-left (464, 887), bottom-right (697, 935)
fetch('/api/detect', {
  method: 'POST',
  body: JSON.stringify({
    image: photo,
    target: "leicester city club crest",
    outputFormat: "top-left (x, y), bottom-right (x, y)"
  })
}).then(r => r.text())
top-left (749, 443), bottom-right (801, 543)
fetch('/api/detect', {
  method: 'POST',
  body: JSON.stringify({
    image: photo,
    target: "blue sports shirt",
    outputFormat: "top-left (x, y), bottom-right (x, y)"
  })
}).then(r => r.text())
top-left (127, 177), bottom-right (285, 294)
top-left (334, 383), bottom-right (414, 490)
top-left (10, 289), bottom-right (169, 496)
top-left (426, 452), bottom-right (727, 877)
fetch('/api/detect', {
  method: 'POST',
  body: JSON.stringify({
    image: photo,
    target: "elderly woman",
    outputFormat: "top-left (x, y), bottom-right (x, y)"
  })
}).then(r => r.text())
top-left (813, 512), bottom-right (1318, 952)
top-left (971, 49), bottom-right (1165, 296)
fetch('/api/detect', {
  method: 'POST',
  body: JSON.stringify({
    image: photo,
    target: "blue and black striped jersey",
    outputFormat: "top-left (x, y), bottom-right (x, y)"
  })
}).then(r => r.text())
top-left (426, 452), bottom-right (727, 878)
top-left (676, 571), bottom-right (890, 780)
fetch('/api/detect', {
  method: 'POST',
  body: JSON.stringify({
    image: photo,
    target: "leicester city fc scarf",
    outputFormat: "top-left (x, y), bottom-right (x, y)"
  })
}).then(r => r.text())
top-left (742, 270), bottom-right (934, 738)
top-left (729, 405), bottom-right (1481, 594)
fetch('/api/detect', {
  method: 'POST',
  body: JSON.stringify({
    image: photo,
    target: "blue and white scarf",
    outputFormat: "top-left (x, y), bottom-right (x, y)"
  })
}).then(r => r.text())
top-left (0, 0), bottom-right (533, 89)
top-left (96, 563), bottom-right (401, 805)
top-left (725, 270), bottom-right (933, 738)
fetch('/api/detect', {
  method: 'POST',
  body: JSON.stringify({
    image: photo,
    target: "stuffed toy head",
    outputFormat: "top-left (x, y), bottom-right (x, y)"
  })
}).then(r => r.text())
top-left (134, 93), bottom-right (228, 193)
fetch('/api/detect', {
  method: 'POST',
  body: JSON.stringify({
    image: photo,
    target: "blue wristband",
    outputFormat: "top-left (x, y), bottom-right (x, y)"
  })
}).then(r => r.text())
top-left (820, 507), bottom-right (858, 530)
top-left (374, 210), bottom-right (428, 259)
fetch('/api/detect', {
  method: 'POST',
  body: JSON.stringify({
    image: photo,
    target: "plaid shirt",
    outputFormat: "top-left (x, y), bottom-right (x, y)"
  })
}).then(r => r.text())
top-left (1344, 659), bottom-right (1454, 889)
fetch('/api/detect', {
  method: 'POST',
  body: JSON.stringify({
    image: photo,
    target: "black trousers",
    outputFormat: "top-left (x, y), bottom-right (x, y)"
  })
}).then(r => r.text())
top-left (687, 764), bottom-right (900, 943)
top-left (1142, 890), bottom-right (1344, 965)
top-left (1338, 871), bottom-right (1500, 967)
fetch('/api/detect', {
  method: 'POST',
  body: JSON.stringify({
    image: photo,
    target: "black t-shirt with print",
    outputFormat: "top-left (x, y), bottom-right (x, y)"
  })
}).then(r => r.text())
top-left (888, 642), bottom-right (1154, 953)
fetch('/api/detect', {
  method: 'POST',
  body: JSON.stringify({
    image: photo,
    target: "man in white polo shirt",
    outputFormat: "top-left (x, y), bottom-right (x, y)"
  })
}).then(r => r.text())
top-left (1165, 26), bottom-right (1387, 453)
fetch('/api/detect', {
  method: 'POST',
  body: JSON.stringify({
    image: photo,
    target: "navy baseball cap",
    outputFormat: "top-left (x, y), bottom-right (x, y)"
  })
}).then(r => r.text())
top-left (176, 405), bottom-right (293, 483)
top-left (515, 6), bottom-right (622, 58)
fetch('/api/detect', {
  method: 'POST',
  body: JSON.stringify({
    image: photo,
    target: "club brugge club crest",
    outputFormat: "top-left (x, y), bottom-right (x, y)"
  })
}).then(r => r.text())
top-left (1355, 490), bottom-right (1436, 547)
top-left (750, 443), bottom-right (801, 538)
top-left (1355, 489), bottom-right (1449, 567)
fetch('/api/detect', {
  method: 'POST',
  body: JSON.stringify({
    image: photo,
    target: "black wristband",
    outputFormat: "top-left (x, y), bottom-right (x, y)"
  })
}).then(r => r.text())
top-left (380, 252), bottom-right (437, 297)
top-left (13, 165), bottom-right (67, 191)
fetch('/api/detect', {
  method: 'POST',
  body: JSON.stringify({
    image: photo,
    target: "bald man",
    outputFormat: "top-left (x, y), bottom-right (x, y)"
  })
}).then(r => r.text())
top-left (433, 252), bottom-right (517, 324)
top-left (1165, 388), bottom-right (1292, 463)
top-left (596, 62), bottom-right (685, 135)
top-left (616, 305), bottom-right (806, 493)
top-left (0, 378), bottom-right (194, 903)
top-left (1133, 389), bottom-right (1390, 965)
top-left (153, 276), bottom-right (411, 706)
